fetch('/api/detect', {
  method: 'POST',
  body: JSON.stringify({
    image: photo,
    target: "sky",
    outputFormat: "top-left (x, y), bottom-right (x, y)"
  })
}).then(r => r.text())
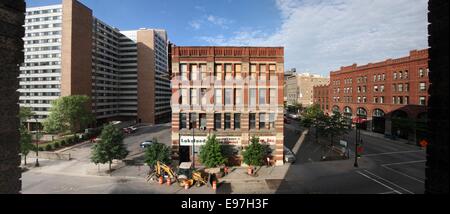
top-left (26, 0), bottom-right (429, 76)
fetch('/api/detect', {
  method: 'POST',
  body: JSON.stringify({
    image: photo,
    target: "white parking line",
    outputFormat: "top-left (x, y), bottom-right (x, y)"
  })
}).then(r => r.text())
top-left (381, 165), bottom-right (425, 184)
top-left (357, 171), bottom-right (402, 194)
top-left (379, 191), bottom-right (397, 194)
top-left (364, 150), bottom-right (424, 157)
top-left (362, 170), bottom-right (414, 194)
top-left (383, 160), bottom-right (426, 166)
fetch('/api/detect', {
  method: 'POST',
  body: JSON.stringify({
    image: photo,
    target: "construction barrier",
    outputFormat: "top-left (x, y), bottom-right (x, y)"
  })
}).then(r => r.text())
top-left (166, 178), bottom-right (171, 186)
top-left (212, 180), bottom-right (217, 190)
top-left (159, 176), bottom-right (163, 184)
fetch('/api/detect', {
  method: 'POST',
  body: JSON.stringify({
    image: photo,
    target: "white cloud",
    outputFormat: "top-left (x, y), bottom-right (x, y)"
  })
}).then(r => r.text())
top-left (189, 20), bottom-right (201, 30)
top-left (206, 15), bottom-right (233, 29)
top-left (199, 0), bottom-right (429, 76)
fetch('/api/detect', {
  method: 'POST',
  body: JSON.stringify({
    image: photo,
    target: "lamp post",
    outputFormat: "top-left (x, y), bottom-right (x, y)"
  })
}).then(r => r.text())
top-left (354, 122), bottom-right (359, 168)
top-left (191, 116), bottom-right (197, 170)
top-left (34, 118), bottom-right (40, 167)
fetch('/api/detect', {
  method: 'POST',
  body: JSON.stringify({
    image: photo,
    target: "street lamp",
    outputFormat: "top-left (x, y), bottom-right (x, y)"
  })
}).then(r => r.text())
top-left (354, 122), bottom-right (359, 168)
top-left (34, 118), bottom-right (40, 167)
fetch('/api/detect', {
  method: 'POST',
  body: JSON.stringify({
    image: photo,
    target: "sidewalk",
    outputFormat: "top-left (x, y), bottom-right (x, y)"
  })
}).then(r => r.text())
top-left (359, 129), bottom-right (416, 145)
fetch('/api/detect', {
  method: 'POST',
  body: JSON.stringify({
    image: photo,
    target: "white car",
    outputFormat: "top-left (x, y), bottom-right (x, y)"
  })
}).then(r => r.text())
top-left (284, 146), bottom-right (296, 163)
top-left (140, 140), bottom-right (155, 149)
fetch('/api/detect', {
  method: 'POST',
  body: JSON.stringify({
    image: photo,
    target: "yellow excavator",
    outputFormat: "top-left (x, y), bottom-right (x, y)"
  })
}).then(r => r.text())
top-left (176, 162), bottom-right (208, 187)
top-left (146, 161), bottom-right (177, 183)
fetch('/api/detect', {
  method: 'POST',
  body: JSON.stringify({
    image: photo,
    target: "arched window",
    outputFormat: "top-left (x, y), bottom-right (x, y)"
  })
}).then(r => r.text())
top-left (357, 108), bottom-right (368, 118)
top-left (373, 109), bottom-right (385, 117)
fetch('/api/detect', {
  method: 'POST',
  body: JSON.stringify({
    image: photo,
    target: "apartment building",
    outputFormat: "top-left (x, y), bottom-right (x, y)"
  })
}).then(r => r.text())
top-left (314, 49), bottom-right (429, 140)
top-left (285, 73), bottom-right (329, 107)
top-left (19, 0), bottom-right (170, 129)
top-left (171, 47), bottom-right (285, 166)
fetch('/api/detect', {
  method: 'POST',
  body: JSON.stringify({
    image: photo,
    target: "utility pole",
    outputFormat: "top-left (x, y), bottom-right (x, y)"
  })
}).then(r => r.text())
top-left (34, 118), bottom-right (40, 167)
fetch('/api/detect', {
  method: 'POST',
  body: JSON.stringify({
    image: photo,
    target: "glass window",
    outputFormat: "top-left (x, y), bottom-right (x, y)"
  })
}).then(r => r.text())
top-left (235, 64), bottom-right (242, 79)
top-left (269, 113), bottom-right (276, 129)
top-left (189, 113), bottom-right (197, 129)
top-left (224, 113), bottom-right (231, 130)
top-left (419, 82), bottom-right (427, 91)
top-left (190, 89), bottom-right (198, 105)
top-left (270, 89), bottom-right (277, 105)
top-left (215, 64), bottom-right (222, 80)
top-left (380, 96), bottom-right (385, 104)
top-left (259, 89), bottom-right (266, 105)
top-left (215, 89), bottom-right (222, 105)
top-left (419, 97), bottom-right (426, 105)
top-left (259, 64), bottom-right (266, 80)
top-left (404, 96), bottom-right (409, 105)
top-left (190, 64), bottom-right (198, 81)
top-left (225, 89), bottom-right (233, 105)
top-left (181, 89), bottom-right (188, 105)
top-left (235, 89), bottom-right (243, 105)
top-left (259, 113), bottom-right (266, 129)
top-left (249, 89), bottom-right (257, 107)
top-left (234, 114), bottom-right (241, 129)
top-left (199, 113), bottom-right (207, 129)
top-left (398, 84), bottom-right (403, 92)
top-left (214, 113), bottom-right (221, 130)
top-left (419, 69), bottom-right (425, 78)
top-left (201, 88), bottom-right (207, 106)
top-left (249, 113), bottom-right (256, 129)
top-left (405, 84), bottom-right (409, 92)
top-left (180, 64), bottom-right (188, 80)
top-left (250, 64), bottom-right (257, 80)
top-left (225, 64), bottom-right (233, 80)
top-left (394, 72), bottom-right (397, 80)
top-left (200, 64), bottom-right (208, 80)
top-left (180, 113), bottom-right (187, 129)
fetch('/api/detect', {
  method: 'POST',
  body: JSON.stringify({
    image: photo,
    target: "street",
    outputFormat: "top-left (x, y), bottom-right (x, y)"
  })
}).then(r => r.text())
top-left (21, 121), bottom-right (426, 194)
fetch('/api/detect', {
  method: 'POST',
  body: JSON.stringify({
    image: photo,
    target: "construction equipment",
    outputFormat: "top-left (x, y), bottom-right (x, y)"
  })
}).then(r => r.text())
top-left (176, 162), bottom-right (209, 187)
top-left (146, 161), bottom-right (177, 183)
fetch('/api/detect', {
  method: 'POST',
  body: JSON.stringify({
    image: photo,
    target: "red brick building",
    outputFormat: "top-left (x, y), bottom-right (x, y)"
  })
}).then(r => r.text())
top-left (170, 46), bottom-right (285, 166)
top-left (314, 49), bottom-right (429, 141)
top-left (313, 84), bottom-right (330, 112)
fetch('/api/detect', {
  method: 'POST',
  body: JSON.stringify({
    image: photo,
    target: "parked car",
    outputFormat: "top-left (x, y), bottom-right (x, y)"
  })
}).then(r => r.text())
top-left (140, 140), bottom-right (155, 149)
top-left (284, 116), bottom-right (291, 124)
top-left (288, 113), bottom-right (299, 120)
top-left (284, 146), bottom-right (296, 163)
top-left (123, 126), bottom-right (138, 134)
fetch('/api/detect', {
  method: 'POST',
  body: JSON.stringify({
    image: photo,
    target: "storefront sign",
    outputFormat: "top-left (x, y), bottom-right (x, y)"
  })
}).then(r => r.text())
top-left (258, 136), bottom-right (277, 145)
top-left (180, 136), bottom-right (241, 146)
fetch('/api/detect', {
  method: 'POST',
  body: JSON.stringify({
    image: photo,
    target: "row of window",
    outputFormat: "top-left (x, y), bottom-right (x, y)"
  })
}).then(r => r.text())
top-left (178, 88), bottom-right (278, 106)
top-left (26, 16), bottom-right (61, 23)
top-left (332, 96), bottom-right (427, 106)
top-left (25, 23), bottom-right (61, 30)
top-left (25, 45), bottom-right (61, 52)
top-left (179, 64), bottom-right (277, 81)
top-left (20, 77), bottom-right (60, 82)
top-left (20, 69), bottom-right (60, 74)
top-left (333, 68), bottom-right (428, 85)
top-left (25, 53), bottom-right (60, 60)
top-left (179, 113), bottom-right (277, 130)
top-left (24, 61), bottom-right (60, 67)
top-left (19, 84), bottom-right (60, 89)
top-left (26, 9), bottom-right (62, 16)
top-left (20, 92), bottom-right (60, 97)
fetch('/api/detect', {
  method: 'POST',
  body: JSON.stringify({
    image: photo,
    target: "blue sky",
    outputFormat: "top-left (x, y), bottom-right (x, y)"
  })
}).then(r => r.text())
top-left (26, 0), bottom-right (429, 76)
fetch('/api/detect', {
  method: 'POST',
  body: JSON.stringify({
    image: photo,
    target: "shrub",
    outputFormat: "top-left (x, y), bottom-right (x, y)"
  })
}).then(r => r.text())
top-left (39, 147), bottom-right (44, 152)
top-left (45, 144), bottom-right (52, 151)
top-left (242, 136), bottom-right (267, 167)
top-left (67, 138), bottom-right (73, 145)
top-left (60, 140), bottom-right (66, 146)
top-left (54, 141), bottom-right (61, 149)
top-left (199, 135), bottom-right (227, 168)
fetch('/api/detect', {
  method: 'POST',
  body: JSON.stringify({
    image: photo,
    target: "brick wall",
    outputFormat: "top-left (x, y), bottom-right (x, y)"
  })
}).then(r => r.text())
top-left (426, 0), bottom-right (449, 194)
top-left (0, 0), bottom-right (25, 194)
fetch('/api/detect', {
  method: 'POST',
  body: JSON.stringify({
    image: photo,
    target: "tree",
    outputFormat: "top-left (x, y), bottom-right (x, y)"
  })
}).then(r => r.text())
top-left (327, 112), bottom-right (350, 146)
top-left (91, 124), bottom-right (129, 172)
top-left (242, 136), bottom-right (267, 167)
top-left (19, 127), bottom-right (34, 165)
top-left (43, 95), bottom-right (95, 134)
top-left (199, 135), bottom-right (227, 168)
top-left (301, 104), bottom-right (329, 144)
top-left (19, 107), bottom-right (34, 124)
top-left (144, 138), bottom-right (171, 168)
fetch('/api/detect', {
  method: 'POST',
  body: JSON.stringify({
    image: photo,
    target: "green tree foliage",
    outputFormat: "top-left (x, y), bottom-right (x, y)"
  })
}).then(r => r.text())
top-left (199, 135), bottom-right (227, 168)
top-left (43, 95), bottom-right (95, 134)
top-left (91, 124), bottom-right (129, 172)
top-left (242, 136), bottom-right (267, 167)
top-left (19, 127), bottom-right (33, 165)
top-left (144, 139), bottom-right (171, 167)
top-left (327, 112), bottom-right (350, 146)
top-left (301, 104), bottom-right (329, 143)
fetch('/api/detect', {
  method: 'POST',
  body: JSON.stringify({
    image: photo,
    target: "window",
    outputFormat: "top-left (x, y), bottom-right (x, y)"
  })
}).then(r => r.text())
top-left (363, 97), bottom-right (367, 103)
top-left (419, 69), bottom-right (425, 78)
top-left (394, 72), bottom-right (397, 80)
top-left (380, 96), bottom-right (385, 104)
top-left (270, 89), bottom-right (277, 105)
top-left (235, 64), bottom-right (242, 79)
top-left (225, 89), bottom-right (233, 105)
top-left (259, 89), bottom-right (266, 105)
top-left (378, 75), bottom-right (381, 81)
top-left (357, 97), bottom-right (361, 103)
top-left (249, 89), bottom-right (257, 107)
top-left (398, 71), bottom-right (403, 79)
top-left (398, 84), bottom-right (403, 92)
top-left (393, 97), bottom-right (396, 104)
top-left (419, 97), bottom-right (426, 106)
top-left (180, 64), bottom-right (188, 80)
top-left (180, 113), bottom-right (187, 129)
top-left (224, 113), bottom-right (231, 130)
top-left (419, 82), bottom-right (427, 91)
top-left (190, 89), bottom-right (198, 106)
top-left (269, 113), bottom-right (276, 129)
top-left (214, 114), bottom-right (222, 130)
top-left (392, 84), bottom-right (397, 92)
top-left (380, 85), bottom-right (385, 92)
top-left (234, 114), bottom-right (241, 129)
top-left (405, 83), bottom-right (409, 92)
top-left (249, 113), bottom-right (256, 129)
top-left (269, 65), bottom-right (276, 80)
top-left (404, 71), bottom-right (409, 79)
top-left (189, 113), bottom-right (197, 129)
top-left (259, 113), bottom-right (266, 129)
top-left (259, 64), bottom-right (266, 80)
top-left (250, 64), bottom-right (257, 80)
top-left (214, 89), bottom-right (222, 105)
top-left (404, 96), bottom-right (409, 105)
top-left (374, 97), bottom-right (378, 103)
top-left (181, 89), bottom-right (188, 105)
top-left (200, 64), bottom-right (207, 80)
top-left (201, 88), bottom-right (207, 106)
top-left (199, 113), bottom-right (207, 129)
top-left (382, 74), bottom-right (386, 80)
top-left (190, 64), bottom-right (198, 81)
top-left (215, 64), bottom-right (222, 80)
top-left (235, 89), bottom-right (243, 105)
top-left (374, 85), bottom-right (378, 92)
top-left (398, 97), bottom-right (403, 105)
top-left (225, 64), bottom-right (232, 80)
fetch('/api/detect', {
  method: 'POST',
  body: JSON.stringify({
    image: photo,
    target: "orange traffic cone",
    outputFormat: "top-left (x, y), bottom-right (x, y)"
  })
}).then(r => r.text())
top-left (158, 176), bottom-right (163, 184)
top-left (184, 182), bottom-right (189, 190)
top-left (166, 178), bottom-right (171, 186)
top-left (247, 167), bottom-right (253, 175)
top-left (212, 180), bottom-right (217, 190)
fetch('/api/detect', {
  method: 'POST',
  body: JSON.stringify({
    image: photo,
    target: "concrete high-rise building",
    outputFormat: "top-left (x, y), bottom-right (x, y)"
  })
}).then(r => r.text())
top-left (285, 73), bottom-right (329, 107)
top-left (19, 0), bottom-right (171, 129)
top-left (171, 47), bottom-right (285, 166)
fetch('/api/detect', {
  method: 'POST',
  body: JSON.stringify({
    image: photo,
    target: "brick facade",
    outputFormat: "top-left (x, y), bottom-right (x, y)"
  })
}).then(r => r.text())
top-left (315, 49), bottom-right (429, 140)
top-left (171, 47), bottom-right (285, 166)
top-left (426, 0), bottom-right (449, 194)
top-left (0, 0), bottom-right (25, 194)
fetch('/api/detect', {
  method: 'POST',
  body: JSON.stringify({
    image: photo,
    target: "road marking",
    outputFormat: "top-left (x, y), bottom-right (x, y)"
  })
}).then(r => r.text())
top-left (383, 160), bottom-right (426, 166)
top-left (357, 171), bottom-right (402, 194)
top-left (379, 191), bottom-right (397, 194)
top-left (362, 170), bottom-right (414, 194)
top-left (364, 150), bottom-right (424, 157)
top-left (381, 165), bottom-right (425, 184)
